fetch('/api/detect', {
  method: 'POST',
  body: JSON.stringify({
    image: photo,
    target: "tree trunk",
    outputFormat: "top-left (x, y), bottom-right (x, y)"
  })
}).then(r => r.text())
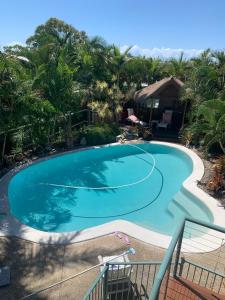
top-left (88, 108), bottom-right (91, 125)
top-left (65, 113), bottom-right (73, 148)
top-left (219, 140), bottom-right (225, 154)
top-left (1, 133), bottom-right (7, 165)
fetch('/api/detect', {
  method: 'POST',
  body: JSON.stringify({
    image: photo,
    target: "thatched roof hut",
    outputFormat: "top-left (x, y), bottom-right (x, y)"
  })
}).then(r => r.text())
top-left (134, 76), bottom-right (184, 104)
top-left (133, 76), bottom-right (185, 129)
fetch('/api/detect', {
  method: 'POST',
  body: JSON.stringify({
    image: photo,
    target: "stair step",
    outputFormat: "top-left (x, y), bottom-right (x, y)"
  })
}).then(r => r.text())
top-left (165, 277), bottom-right (225, 300)
top-left (168, 189), bottom-right (213, 223)
top-left (167, 198), bottom-right (189, 218)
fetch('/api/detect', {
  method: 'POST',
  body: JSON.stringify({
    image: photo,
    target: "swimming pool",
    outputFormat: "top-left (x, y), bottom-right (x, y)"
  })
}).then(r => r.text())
top-left (7, 143), bottom-right (213, 236)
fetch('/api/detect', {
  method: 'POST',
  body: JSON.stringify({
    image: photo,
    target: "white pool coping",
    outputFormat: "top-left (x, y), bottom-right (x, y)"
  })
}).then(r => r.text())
top-left (1, 141), bottom-right (225, 252)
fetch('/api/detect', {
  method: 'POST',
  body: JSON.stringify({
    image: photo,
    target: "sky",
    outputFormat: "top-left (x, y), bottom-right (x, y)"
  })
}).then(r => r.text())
top-left (1, 0), bottom-right (225, 58)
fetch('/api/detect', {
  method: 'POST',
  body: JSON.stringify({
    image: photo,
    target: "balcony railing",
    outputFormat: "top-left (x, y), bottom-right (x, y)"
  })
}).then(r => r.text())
top-left (179, 258), bottom-right (225, 294)
top-left (83, 261), bottom-right (162, 300)
top-left (13, 216), bottom-right (225, 299)
top-left (149, 217), bottom-right (225, 299)
top-left (85, 217), bottom-right (225, 300)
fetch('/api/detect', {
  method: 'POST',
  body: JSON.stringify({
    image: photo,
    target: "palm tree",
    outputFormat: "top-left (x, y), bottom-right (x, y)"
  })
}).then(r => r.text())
top-left (185, 50), bottom-right (218, 102)
top-left (33, 52), bottom-right (83, 147)
top-left (0, 51), bottom-right (57, 161)
top-left (109, 45), bottom-right (132, 86)
top-left (197, 100), bottom-right (225, 153)
top-left (120, 56), bottom-right (162, 89)
top-left (26, 18), bottom-right (87, 52)
top-left (212, 51), bottom-right (225, 97)
top-left (77, 36), bottom-right (111, 85)
top-left (168, 52), bottom-right (190, 81)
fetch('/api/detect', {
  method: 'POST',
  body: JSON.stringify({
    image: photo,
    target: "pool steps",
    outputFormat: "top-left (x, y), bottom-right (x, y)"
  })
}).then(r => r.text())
top-left (167, 189), bottom-right (213, 223)
top-left (167, 196), bottom-right (189, 217)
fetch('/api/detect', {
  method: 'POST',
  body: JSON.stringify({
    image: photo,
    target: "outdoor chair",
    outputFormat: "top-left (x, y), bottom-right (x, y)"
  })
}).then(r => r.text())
top-left (126, 108), bottom-right (147, 127)
top-left (126, 114), bottom-right (148, 127)
top-left (98, 254), bottom-right (133, 299)
top-left (157, 110), bottom-right (173, 130)
top-left (0, 266), bottom-right (10, 287)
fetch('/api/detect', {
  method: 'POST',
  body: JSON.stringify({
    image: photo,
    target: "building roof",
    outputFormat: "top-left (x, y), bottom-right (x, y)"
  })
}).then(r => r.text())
top-left (134, 76), bottom-right (184, 103)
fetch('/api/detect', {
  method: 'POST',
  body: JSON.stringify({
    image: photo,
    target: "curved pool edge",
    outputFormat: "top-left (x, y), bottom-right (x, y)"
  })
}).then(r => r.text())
top-left (1, 141), bottom-right (225, 252)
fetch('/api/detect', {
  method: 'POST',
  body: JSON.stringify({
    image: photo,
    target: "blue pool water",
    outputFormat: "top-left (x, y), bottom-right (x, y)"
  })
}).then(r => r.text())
top-left (8, 144), bottom-right (213, 235)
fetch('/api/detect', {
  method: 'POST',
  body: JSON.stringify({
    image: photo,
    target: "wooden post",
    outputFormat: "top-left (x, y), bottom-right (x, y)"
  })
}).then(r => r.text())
top-left (1, 133), bottom-right (7, 164)
top-left (148, 98), bottom-right (153, 128)
top-left (180, 100), bottom-right (188, 130)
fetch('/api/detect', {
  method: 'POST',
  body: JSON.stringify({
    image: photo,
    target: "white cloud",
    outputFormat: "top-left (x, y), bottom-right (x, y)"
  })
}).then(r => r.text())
top-left (0, 41), bottom-right (26, 51)
top-left (121, 45), bottom-right (203, 59)
top-left (7, 41), bottom-right (25, 46)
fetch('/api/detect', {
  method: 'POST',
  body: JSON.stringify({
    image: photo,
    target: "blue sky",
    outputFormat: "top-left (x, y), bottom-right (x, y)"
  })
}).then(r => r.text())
top-left (1, 0), bottom-right (225, 58)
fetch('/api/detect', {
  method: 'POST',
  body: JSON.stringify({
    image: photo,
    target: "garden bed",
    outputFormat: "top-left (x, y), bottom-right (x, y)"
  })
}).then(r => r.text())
top-left (195, 149), bottom-right (225, 207)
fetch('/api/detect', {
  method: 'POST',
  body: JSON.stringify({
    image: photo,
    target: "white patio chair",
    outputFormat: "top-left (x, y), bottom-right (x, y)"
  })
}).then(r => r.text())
top-left (0, 266), bottom-right (10, 287)
top-left (98, 253), bottom-right (133, 298)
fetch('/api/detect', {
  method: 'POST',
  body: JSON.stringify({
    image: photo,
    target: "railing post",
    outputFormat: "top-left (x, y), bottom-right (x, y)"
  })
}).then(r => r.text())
top-left (163, 257), bottom-right (172, 300)
top-left (173, 221), bottom-right (185, 278)
top-left (178, 257), bottom-right (185, 277)
top-left (103, 264), bottom-right (109, 300)
top-left (149, 219), bottom-right (186, 300)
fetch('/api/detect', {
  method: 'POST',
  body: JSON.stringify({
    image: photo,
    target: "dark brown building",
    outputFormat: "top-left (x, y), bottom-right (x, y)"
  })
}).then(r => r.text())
top-left (134, 76), bottom-right (185, 130)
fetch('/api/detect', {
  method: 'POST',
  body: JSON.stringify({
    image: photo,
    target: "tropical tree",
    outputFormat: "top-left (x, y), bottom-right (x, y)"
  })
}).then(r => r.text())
top-left (108, 45), bottom-right (132, 86)
top-left (212, 50), bottom-right (225, 98)
top-left (32, 51), bottom-right (84, 146)
top-left (2, 17), bottom-right (225, 164)
top-left (196, 100), bottom-right (225, 153)
top-left (0, 51), bottom-right (57, 160)
top-left (162, 52), bottom-right (190, 81)
top-left (121, 56), bottom-right (162, 88)
top-left (26, 18), bottom-right (87, 54)
top-left (77, 36), bottom-right (111, 85)
top-left (88, 80), bottom-right (123, 122)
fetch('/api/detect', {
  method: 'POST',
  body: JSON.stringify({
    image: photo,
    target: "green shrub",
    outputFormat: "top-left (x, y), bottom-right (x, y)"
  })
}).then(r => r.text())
top-left (81, 124), bottom-right (120, 146)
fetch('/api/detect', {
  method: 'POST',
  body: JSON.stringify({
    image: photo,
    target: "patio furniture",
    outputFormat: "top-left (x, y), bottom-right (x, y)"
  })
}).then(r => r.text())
top-left (157, 122), bottom-right (168, 130)
top-left (150, 119), bottom-right (159, 128)
top-left (127, 114), bottom-right (148, 127)
top-left (127, 114), bottom-right (139, 124)
top-left (127, 108), bottom-right (134, 116)
top-left (98, 253), bottom-right (131, 276)
top-left (0, 266), bottom-right (10, 287)
top-left (98, 253), bottom-right (132, 298)
top-left (157, 110), bottom-right (173, 130)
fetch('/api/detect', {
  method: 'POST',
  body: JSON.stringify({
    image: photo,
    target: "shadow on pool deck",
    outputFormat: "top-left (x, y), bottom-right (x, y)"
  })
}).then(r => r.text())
top-left (0, 230), bottom-right (167, 300)
top-left (1, 225), bottom-right (225, 299)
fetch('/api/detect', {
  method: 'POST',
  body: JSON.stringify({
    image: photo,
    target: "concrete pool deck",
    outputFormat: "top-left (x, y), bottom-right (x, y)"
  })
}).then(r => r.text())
top-left (1, 141), bottom-right (225, 251)
top-left (0, 234), bottom-right (166, 300)
top-left (1, 233), bottom-right (225, 300)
